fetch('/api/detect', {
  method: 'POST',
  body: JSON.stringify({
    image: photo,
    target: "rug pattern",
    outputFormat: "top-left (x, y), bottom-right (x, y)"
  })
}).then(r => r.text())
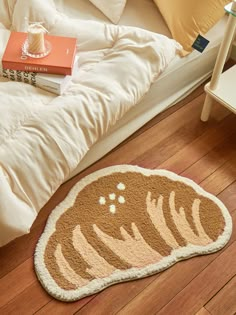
top-left (34, 165), bottom-right (232, 301)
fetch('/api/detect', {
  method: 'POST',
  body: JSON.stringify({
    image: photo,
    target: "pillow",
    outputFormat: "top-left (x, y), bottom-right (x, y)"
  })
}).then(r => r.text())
top-left (89, 0), bottom-right (127, 24)
top-left (153, 0), bottom-right (230, 56)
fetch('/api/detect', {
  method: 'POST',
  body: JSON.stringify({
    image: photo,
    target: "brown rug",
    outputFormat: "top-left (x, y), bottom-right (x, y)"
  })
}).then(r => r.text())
top-left (34, 165), bottom-right (232, 302)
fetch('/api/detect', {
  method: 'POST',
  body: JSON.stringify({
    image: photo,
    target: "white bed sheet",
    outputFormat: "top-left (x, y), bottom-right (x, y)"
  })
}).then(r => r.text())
top-left (62, 0), bottom-right (228, 178)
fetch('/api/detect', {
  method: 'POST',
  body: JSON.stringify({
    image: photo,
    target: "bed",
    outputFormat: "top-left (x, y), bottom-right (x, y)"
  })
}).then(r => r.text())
top-left (0, 0), bottom-right (229, 246)
top-left (65, 0), bottom-right (229, 178)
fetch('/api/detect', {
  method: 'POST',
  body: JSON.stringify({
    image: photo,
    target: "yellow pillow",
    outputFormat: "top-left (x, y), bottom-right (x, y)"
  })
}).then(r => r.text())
top-left (153, 0), bottom-right (230, 56)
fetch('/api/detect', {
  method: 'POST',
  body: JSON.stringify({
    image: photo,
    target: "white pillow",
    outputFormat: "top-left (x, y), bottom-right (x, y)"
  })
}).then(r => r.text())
top-left (89, 0), bottom-right (127, 24)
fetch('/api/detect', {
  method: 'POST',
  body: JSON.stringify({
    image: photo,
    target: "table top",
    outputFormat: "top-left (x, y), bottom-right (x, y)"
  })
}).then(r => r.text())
top-left (225, 1), bottom-right (236, 17)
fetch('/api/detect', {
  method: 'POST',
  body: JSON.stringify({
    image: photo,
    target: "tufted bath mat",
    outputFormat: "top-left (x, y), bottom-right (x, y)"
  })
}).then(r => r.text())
top-left (34, 165), bottom-right (232, 302)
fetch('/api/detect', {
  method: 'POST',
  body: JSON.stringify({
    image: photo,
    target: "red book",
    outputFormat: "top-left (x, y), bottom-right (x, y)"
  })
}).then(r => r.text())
top-left (2, 32), bottom-right (77, 75)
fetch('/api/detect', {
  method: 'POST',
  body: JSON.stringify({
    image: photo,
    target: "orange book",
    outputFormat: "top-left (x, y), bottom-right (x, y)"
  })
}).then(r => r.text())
top-left (2, 32), bottom-right (77, 75)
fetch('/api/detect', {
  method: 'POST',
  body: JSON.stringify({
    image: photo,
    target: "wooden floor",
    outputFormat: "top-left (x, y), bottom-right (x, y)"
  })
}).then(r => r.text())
top-left (1, 63), bottom-right (236, 315)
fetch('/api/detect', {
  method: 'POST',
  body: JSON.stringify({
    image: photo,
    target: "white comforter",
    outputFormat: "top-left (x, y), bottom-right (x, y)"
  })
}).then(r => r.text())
top-left (0, 0), bottom-right (181, 246)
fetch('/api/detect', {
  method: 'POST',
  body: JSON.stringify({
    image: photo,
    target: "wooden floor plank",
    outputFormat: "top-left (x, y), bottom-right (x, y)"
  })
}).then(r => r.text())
top-left (196, 307), bottom-right (212, 315)
top-left (0, 282), bottom-right (51, 315)
top-left (205, 275), bottom-right (236, 315)
top-left (75, 276), bottom-right (155, 315)
top-left (0, 223), bottom-right (46, 280)
top-left (0, 258), bottom-right (34, 309)
top-left (117, 256), bottom-right (218, 315)
top-left (181, 145), bottom-right (236, 187)
top-left (119, 80), bottom-right (207, 146)
top-left (116, 94), bottom-right (207, 165)
top-left (159, 114), bottom-right (236, 174)
top-left (214, 180), bottom-right (236, 213)
top-left (180, 148), bottom-right (236, 195)
top-left (217, 181), bottom-right (236, 211)
top-left (132, 101), bottom-right (230, 169)
top-left (200, 155), bottom-right (236, 195)
top-left (156, 241), bottom-right (236, 315)
top-left (35, 295), bottom-right (96, 315)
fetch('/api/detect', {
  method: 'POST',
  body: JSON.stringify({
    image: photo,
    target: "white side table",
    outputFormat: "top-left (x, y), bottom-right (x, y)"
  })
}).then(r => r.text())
top-left (201, 0), bottom-right (236, 121)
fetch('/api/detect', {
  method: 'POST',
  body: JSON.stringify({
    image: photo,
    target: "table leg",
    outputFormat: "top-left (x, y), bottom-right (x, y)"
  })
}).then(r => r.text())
top-left (201, 94), bottom-right (213, 122)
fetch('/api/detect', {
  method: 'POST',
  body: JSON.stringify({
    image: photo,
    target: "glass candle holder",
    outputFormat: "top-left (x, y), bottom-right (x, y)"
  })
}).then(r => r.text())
top-left (22, 23), bottom-right (51, 58)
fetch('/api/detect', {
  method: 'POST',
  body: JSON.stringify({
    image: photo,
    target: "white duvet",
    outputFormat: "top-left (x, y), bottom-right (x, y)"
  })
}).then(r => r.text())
top-left (0, 0), bottom-right (181, 246)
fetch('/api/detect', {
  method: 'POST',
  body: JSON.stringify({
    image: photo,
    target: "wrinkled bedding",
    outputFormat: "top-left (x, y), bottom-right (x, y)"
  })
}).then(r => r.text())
top-left (0, 0), bottom-right (181, 246)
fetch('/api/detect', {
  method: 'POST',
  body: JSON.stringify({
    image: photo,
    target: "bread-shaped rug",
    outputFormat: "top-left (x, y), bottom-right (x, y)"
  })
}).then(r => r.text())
top-left (34, 165), bottom-right (232, 302)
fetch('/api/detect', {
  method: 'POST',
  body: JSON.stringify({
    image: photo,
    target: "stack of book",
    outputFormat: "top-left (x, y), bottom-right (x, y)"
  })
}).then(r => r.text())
top-left (1, 32), bottom-right (78, 95)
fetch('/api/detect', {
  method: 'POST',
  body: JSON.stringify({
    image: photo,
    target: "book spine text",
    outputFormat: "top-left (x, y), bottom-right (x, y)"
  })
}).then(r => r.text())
top-left (2, 61), bottom-right (71, 75)
top-left (1, 68), bottom-right (60, 94)
top-left (2, 68), bottom-right (37, 86)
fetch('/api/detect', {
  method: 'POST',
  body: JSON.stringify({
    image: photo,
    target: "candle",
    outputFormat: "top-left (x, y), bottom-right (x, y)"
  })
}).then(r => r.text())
top-left (27, 24), bottom-right (46, 54)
